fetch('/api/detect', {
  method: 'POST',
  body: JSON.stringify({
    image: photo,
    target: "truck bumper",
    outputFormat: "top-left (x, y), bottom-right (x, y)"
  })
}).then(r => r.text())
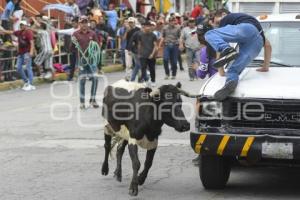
top-left (190, 132), bottom-right (300, 160)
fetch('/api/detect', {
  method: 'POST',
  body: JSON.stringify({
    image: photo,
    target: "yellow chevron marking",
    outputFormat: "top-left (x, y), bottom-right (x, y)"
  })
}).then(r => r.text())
top-left (240, 137), bottom-right (255, 157)
top-left (217, 135), bottom-right (230, 155)
top-left (195, 134), bottom-right (207, 154)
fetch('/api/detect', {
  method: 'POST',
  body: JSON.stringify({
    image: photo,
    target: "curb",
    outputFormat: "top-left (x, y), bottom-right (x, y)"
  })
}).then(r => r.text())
top-left (0, 64), bottom-right (124, 91)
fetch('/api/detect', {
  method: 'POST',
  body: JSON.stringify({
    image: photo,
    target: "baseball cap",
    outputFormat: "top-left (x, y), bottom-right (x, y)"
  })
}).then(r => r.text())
top-left (142, 21), bottom-right (152, 26)
top-left (20, 20), bottom-right (29, 26)
top-left (128, 17), bottom-right (135, 23)
top-left (175, 13), bottom-right (181, 17)
top-left (79, 16), bottom-right (88, 23)
top-left (150, 21), bottom-right (156, 26)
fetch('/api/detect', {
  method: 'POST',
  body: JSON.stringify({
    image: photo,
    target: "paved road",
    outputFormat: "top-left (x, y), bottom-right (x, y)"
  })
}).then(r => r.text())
top-left (1, 66), bottom-right (300, 200)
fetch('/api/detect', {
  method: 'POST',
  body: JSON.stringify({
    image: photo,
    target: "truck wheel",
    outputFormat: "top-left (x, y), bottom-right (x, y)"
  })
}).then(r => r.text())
top-left (199, 155), bottom-right (231, 189)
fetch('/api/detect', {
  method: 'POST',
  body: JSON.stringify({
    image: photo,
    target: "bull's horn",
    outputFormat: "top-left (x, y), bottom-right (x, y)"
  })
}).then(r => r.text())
top-left (150, 88), bottom-right (160, 97)
top-left (178, 88), bottom-right (201, 98)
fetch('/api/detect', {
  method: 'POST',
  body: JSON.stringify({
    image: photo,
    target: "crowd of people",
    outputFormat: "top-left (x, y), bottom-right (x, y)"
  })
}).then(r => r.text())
top-left (1, 0), bottom-right (271, 109)
top-left (0, 0), bottom-right (216, 85)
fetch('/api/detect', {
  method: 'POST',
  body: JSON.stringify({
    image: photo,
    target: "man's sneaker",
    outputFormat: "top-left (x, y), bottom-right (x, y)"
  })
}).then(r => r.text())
top-left (164, 75), bottom-right (169, 80)
top-left (151, 82), bottom-right (156, 87)
top-left (29, 85), bottom-right (36, 90)
top-left (214, 80), bottom-right (238, 101)
top-left (171, 76), bottom-right (176, 80)
top-left (189, 77), bottom-right (194, 81)
top-left (90, 100), bottom-right (99, 109)
top-left (22, 83), bottom-right (31, 91)
top-left (214, 47), bottom-right (238, 68)
top-left (80, 103), bottom-right (86, 110)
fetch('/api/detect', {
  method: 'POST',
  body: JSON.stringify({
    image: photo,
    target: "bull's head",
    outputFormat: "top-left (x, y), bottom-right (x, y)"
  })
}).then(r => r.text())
top-left (149, 82), bottom-right (199, 132)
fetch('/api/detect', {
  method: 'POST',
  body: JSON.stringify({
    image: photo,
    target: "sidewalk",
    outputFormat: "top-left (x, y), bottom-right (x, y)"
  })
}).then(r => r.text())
top-left (0, 58), bottom-right (168, 91)
top-left (0, 64), bottom-right (124, 91)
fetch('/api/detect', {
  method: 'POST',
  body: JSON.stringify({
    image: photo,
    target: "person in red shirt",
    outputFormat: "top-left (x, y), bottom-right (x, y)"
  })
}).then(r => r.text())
top-left (0, 20), bottom-right (35, 91)
top-left (72, 16), bottom-right (100, 109)
top-left (146, 6), bottom-right (158, 21)
top-left (191, 3), bottom-right (203, 19)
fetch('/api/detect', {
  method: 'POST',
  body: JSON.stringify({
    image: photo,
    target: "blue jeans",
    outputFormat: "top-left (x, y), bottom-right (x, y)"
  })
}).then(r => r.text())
top-left (79, 65), bottom-right (98, 103)
top-left (205, 23), bottom-right (264, 82)
top-left (163, 44), bottom-right (179, 76)
top-left (130, 53), bottom-right (142, 82)
top-left (16, 53), bottom-right (34, 84)
top-left (186, 48), bottom-right (198, 79)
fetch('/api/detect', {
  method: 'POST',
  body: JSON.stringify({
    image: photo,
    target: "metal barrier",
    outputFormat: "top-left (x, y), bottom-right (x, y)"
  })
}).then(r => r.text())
top-left (0, 49), bottom-right (122, 82)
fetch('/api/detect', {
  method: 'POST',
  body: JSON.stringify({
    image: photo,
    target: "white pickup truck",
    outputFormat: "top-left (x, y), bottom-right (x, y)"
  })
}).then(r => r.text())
top-left (190, 13), bottom-right (300, 189)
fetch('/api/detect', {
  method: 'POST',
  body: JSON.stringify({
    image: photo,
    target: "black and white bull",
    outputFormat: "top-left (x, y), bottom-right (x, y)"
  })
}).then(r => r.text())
top-left (101, 80), bottom-right (197, 196)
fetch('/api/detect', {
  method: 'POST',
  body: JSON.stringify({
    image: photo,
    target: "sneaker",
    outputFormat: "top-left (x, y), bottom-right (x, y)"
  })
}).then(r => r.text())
top-left (29, 84), bottom-right (36, 90)
top-left (90, 100), bottom-right (99, 109)
top-left (180, 68), bottom-right (184, 71)
top-left (189, 78), bottom-right (194, 81)
top-left (214, 80), bottom-right (238, 101)
top-left (22, 83), bottom-right (30, 91)
top-left (151, 82), bottom-right (156, 87)
top-left (171, 76), bottom-right (176, 80)
top-left (80, 103), bottom-right (86, 110)
top-left (214, 47), bottom-right (238, 68)
top-left (164, 75), bottom-right (169, 80)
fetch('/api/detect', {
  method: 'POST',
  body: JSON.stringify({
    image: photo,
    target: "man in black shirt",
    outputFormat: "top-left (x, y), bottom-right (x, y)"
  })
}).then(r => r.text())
top-left (137, 21), bottom-right (158, 86)
top-left (205, 10), bottom-right (272, 101)
top-left (124, 17), bottom-right (140, 80)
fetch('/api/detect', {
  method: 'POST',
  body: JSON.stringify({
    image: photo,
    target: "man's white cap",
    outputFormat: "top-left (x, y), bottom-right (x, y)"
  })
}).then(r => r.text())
top-left (128, 17), bottom-right (135, 23)
top-left (150, 21), bottom-right (156, 26)
top-left (20, 20), bottom-right (29, 26)
top-left (175, 13), bottom-right (181, 17)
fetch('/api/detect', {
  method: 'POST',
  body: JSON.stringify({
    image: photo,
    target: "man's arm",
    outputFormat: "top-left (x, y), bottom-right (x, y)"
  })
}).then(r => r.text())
top-left (179, 29), bottom-right (185, 51)
top-left (257, 39), bottom-right (272, 72)
top-left (29, 40), bottom-right (35, 56)
top-left (0, 29), bottom-right (14, 35)
top-left (149, 38), bottom-right (158, 59)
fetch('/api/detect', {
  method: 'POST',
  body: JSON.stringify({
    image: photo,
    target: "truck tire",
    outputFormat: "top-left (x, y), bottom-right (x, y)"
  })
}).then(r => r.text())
top-left (199, 155), bottom-right (231, 189)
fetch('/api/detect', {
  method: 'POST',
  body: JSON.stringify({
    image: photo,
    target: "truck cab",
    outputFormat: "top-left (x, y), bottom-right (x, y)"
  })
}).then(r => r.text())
top-left (190, 13), bottom-right (300, 189)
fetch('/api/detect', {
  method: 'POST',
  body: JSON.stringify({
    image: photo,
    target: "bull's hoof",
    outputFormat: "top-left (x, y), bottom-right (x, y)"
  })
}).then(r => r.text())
top-left (114, 170), bottom-right (122, 182)
top-left (129, 182), bottom-right (138, 196)
top-left (101, 162), bottom-right (109, 176)
top-left (138, 173), bottom-right (147, 185)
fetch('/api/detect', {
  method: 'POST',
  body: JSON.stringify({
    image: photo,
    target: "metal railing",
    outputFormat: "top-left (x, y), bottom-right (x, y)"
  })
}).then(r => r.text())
top-left (0, 49), bottom-right (122, 82)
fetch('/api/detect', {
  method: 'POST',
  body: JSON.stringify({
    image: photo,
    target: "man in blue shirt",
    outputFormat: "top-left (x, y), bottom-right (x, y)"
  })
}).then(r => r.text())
top-left (1, 0), bottom-right (18, 42)
top-left (103, 3), bottom-right (118, 31)
top-left (205, 9), bottom-right (272, 101)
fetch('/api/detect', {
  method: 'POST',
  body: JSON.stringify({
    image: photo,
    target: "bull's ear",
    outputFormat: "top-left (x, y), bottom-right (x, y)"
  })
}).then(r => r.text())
top-left (176, 82), bottom-right (182, 89)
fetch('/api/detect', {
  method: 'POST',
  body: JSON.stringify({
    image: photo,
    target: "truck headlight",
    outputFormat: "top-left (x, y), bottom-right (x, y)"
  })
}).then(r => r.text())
top-left (201, 101), bottom-right (222, 119)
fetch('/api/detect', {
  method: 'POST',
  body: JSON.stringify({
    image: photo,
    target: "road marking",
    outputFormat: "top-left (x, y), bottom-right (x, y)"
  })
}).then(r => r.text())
top-left (240, 137), bottom-right (255, 157)
top-left (195, 134), bottom-right (207, 154)
top-left (217, 135), bottom-right (230, 156)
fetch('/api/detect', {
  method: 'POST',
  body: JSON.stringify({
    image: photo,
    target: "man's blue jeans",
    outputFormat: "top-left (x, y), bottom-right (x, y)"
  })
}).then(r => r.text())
top-left (163, 44), bottom-right (179, 76)
top-left (205, 23), bottom-right (264, 83)
top-left (79, 65), bottom-right (98, 103)
top-left (16, 53), bottom-right (34, 84)
top-left (130, 53), bottom-right (142, 82)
